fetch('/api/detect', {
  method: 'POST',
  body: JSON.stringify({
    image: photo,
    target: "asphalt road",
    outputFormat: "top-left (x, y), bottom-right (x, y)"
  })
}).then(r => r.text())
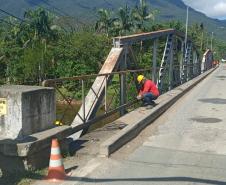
top-left (49, 64), bottom-right (226, 185)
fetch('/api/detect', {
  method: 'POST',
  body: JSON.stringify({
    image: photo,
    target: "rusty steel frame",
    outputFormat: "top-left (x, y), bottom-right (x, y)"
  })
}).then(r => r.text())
top-left (43, 28), bottom-right (214, 140)
top-left (42, 69), bottom-right (152, 87)
top-left (113, 29), bottom-right (193, 47)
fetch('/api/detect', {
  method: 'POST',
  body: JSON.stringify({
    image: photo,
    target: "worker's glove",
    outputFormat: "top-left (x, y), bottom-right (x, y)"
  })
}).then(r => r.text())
top-left (136, 95), bottom-right (142, 100)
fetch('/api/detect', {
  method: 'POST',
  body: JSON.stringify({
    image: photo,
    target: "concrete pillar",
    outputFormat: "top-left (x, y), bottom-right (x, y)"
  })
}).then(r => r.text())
top-left (0, 85), bottom-right (55, 140)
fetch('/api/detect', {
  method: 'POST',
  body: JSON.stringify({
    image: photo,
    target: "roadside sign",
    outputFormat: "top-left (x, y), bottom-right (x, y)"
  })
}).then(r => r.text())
top-left (0, 98), bottom-right (7, 115)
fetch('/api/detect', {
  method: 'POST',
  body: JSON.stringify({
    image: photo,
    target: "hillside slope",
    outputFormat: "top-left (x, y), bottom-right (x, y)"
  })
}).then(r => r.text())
top-left (1, 0), bottom-right (226, 40)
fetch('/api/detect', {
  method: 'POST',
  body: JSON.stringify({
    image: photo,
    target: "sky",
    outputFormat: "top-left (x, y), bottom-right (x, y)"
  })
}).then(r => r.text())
top-left (183, 0), bottom-right (226, 20)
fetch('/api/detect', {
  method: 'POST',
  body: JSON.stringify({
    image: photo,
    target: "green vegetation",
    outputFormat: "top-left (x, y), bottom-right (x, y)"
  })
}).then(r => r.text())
top-left (0, 1), bottom-right (225, 85)
top-left (0, 8), bottom-right (111, 84)
top-left (1, 0), bottom-right (226, 40)
top-left (0, 168), bottom-right (47, 185)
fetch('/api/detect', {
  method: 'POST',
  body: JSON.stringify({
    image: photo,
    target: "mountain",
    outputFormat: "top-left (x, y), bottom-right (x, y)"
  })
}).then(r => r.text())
top-left (1, 0), bottom-right (226, 40)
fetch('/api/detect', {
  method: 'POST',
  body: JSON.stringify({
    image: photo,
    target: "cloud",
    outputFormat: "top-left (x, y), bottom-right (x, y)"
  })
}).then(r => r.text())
top-left (212, 2), bottom-right (226, 17)
top-left (182, 0), bottom-right (226, 19)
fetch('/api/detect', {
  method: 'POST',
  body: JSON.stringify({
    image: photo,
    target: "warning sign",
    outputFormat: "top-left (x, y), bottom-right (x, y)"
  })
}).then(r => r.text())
top-left (0, 98), bottom-right (7, 115)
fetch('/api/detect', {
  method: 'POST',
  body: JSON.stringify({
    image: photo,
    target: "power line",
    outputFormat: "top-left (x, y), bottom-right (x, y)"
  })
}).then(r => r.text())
top-left (0, 8), bottom-right (24, 22)
top-left (24, 1), bottom-right (85, 28)
top-left (0, 5), bottom-right (85, 32)
top-left (38, 0), bottom-right (85, 25)
top-left (0, 1), bottom-right (85, 27)
top-left (27, 0), bottom-right (64, 17)
top-left (39, 0), bottom-right (68, 17)
top-left (21, 4), bottom-right (79, 32)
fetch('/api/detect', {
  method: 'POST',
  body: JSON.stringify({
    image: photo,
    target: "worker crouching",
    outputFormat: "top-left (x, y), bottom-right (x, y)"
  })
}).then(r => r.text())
top-left (136, 75), bottom-right (160, 106)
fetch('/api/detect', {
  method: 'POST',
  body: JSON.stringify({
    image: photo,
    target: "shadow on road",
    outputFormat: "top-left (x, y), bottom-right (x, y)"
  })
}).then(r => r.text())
top-left (216, 75), bottom-right (226, 79)
top-left (69, 139), bottom-right (89, 156)
top-left (198, 98), bottom-right (226, 104)
top-left (190, 117), bottom-right (222, 123)
top-left (2, 171), bottom-right (226, 185)
top-left (63, 176), bottom-right (226, 185)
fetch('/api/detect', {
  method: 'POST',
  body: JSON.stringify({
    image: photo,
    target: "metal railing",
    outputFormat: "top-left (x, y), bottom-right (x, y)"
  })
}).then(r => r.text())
top-left (43, 68), bottom-right (152, 128)
top-left (43, 63), bottom-right (202, 129)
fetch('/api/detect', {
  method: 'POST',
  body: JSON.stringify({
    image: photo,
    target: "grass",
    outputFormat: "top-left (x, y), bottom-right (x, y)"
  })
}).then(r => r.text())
top-left (0, 168), bottom-right (47, 185)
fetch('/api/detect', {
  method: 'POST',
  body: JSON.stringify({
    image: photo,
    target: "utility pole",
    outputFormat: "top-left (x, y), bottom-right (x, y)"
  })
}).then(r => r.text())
top-left (185, 6), bottom-right (189, 49)
top-left (211, 32), bottom-right (214, 51)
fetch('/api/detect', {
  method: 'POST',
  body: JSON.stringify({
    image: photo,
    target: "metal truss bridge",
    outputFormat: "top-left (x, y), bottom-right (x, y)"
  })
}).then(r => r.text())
top-left (43, 29), bottom-right (214, 140)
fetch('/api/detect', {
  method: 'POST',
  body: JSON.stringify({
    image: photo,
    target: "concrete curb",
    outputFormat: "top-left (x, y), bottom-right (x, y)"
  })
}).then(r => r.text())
top-left (99, 68), bottom-right (218, 157)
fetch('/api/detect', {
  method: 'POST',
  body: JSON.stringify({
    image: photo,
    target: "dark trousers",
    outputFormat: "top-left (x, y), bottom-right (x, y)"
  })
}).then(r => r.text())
top-left (143, 93), bottom-right (158, 105)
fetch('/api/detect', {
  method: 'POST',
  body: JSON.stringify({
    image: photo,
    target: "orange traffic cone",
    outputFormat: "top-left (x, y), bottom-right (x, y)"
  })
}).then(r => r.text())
top-left (46, 138), bottom-right (66, 182)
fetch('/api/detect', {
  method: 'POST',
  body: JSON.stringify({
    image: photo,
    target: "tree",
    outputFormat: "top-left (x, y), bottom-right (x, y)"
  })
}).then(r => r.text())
top-left (54, 31), bottom-right (110, 78)
top-left (95, 9), bottom-right (116, 36)
top-left (188, 23), bottom-right (205, 54)
top-left (23, 8), bottom-right (58, 41)
top-left (132, 0), bottom-right (155, 32)
top-left (0, 8), bottom-right (59, 84)
top-left (168, 20), bottom-right (184, 31)
top-left (114, 5), bottom-right (134, 36)
top-left (22, 8), bottom-right (59, 83)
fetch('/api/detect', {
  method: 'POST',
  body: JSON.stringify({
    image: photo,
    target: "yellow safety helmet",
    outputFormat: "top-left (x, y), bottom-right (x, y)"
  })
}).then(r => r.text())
top-left (137, 75), bottom-right (145, 84)
top-left (55, 120), bottom-right (63, 126)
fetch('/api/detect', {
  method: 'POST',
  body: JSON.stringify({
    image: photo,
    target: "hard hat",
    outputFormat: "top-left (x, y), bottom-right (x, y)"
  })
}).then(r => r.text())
top-left (55, 120), bottom-right (63, 126)
top-left (137, 75), bottom-right (144, 84)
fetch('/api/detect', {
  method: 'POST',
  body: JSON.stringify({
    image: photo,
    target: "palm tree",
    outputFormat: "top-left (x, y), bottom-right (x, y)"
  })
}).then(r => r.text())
top-left (131, 0), bottom-right (155, 51)
top-left (23, 8), bottom-right (58, 84)
top-left (132, 0), bottom-right (155, 32)
top-left (24, 8), bottom-right (57, 41)
top-left (95, 9), bottom-right (116, 36)
top-left (113, 5), bottom-right (134, 36)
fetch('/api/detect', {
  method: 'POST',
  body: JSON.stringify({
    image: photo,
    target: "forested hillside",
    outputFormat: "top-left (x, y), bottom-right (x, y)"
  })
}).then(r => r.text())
top-left (0, 0), bottom-right (226, 86)
top-left (1, 0), bottom-right (226, 40)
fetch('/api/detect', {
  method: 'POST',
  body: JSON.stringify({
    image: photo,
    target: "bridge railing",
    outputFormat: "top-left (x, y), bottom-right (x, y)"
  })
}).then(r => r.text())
top-left (43, 68), bottom-right (151, 129)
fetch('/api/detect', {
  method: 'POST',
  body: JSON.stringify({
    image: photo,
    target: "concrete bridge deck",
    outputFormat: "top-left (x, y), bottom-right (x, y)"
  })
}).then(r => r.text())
top-left (57, 64), bottom-right (226, 185)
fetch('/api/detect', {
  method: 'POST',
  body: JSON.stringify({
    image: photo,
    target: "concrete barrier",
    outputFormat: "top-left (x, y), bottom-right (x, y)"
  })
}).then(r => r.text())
top-left (0, 85), bottom-right (56, 139)
top-left (99, 67), bottom-right (218, 157)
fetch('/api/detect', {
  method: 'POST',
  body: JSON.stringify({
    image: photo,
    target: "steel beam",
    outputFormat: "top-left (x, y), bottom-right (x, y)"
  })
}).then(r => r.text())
top-left (114, 29), bottom-right (174, 46)
top-left (127, 47), bottom-right (140, 91)
top-left (172, 39), bottom-right (180, 87)
top-left (158, 34), bottom-right (174, 92)
top-left (152, 39), bottom-right (158, 84)
top-left (119, 47), bottom-right (128, 116)
top-left (193, 51), bottom-right (198, 77)
top-left (168, 36), bottom-right (175, 90)
top-left (180, 41), bottom-right (185, 84)
top-left (113, 29), bottom-right (193, 46)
